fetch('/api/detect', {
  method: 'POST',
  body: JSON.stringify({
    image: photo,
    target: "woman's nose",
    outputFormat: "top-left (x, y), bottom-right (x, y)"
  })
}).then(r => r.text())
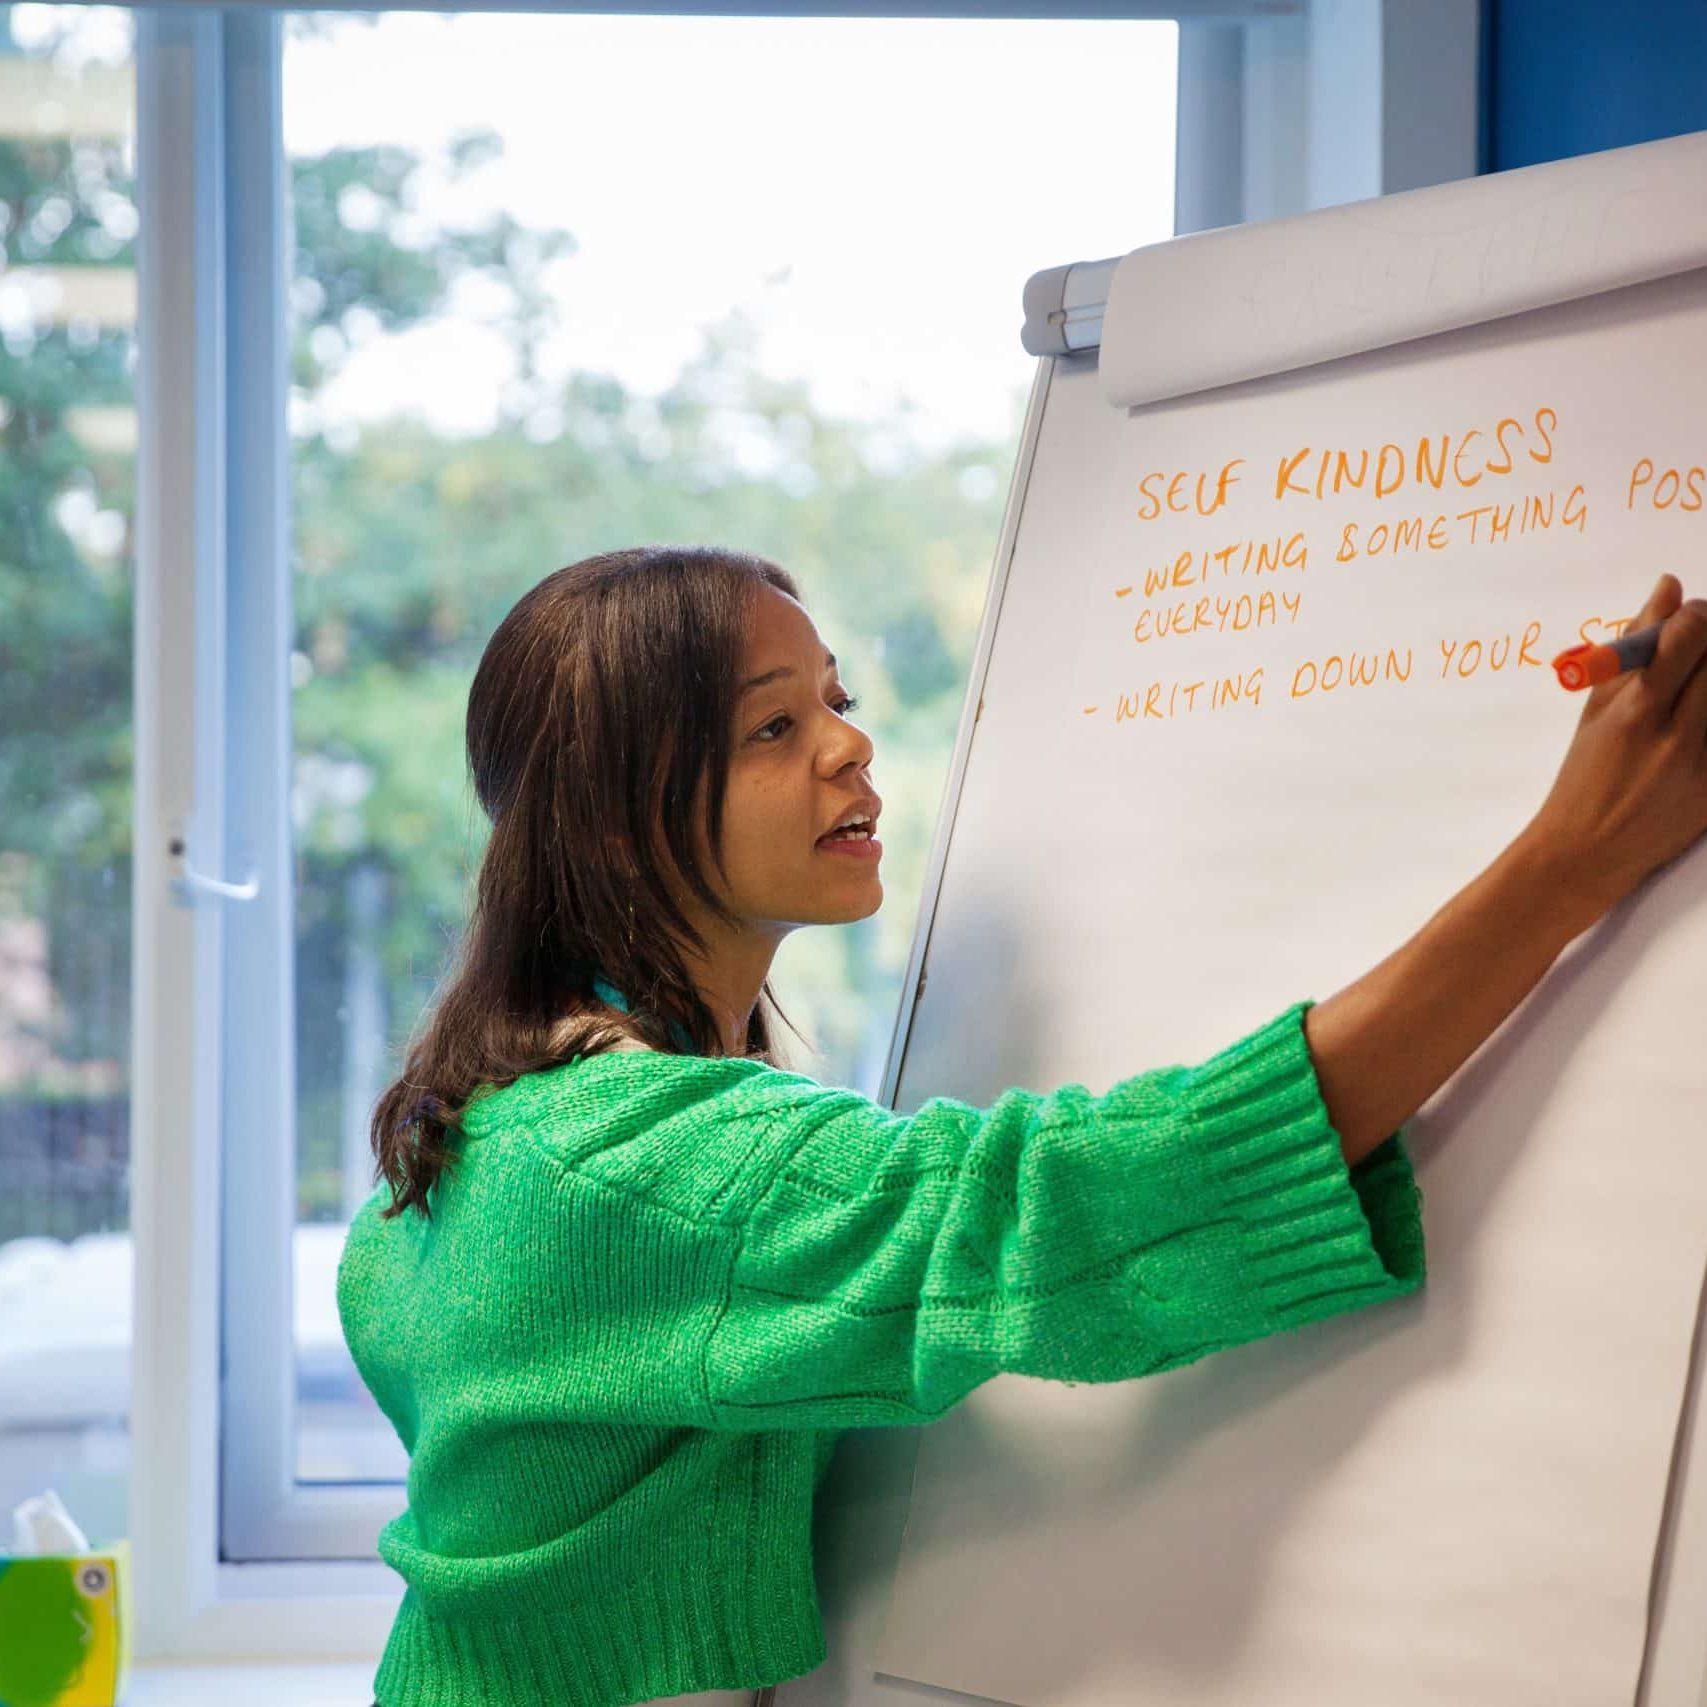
top-left (828, 721), bottom-right (873, 771)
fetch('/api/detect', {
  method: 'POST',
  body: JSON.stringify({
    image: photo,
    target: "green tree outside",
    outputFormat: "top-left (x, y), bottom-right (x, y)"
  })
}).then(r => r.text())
top-left (0, 9), bottom-right (1027, 1231)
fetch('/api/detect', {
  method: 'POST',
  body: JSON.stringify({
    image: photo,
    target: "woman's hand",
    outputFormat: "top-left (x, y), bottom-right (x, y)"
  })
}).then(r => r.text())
top-left (1520, 573), bottom-right (1707, 922)
top-left (1307, 573), bottom-right (1707, 1163)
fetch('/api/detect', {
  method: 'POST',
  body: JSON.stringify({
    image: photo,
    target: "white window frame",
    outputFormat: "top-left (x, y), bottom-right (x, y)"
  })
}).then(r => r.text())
top-left (131, 6), bottom-right (406, 1661)
top-left (1175, 0), bottom-right (1480, 235)
top-left (126, 0), bottom-right (1479, 1662)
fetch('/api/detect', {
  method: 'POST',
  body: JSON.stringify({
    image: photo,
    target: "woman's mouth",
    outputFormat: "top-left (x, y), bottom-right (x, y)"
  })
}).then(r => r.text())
top-left (815, 825), bottom-right (882, 860)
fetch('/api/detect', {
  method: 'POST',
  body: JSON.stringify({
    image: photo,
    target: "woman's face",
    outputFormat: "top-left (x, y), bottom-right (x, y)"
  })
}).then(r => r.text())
top-left (690, 584), bottom-right (883, 936)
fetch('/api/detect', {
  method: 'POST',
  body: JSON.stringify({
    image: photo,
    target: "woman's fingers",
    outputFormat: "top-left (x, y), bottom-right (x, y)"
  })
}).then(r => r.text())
top-left (1585, 572), bottom-right (1684, 715)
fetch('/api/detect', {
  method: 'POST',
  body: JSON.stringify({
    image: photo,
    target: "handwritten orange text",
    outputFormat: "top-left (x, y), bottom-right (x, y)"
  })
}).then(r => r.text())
top-left (1575, 612), bottom-right (1643, 645)
top-left (1627, 458), bottom-right (1705, 511)
top-left (1438, 621), bottom-right (1545, 679)
top-left (1334, 485), bottom-right (1586, 561)
top-left (1111, 669), bottom-right (1266, 722)
top-left (1135, 460), bottom-right (1245, 522)
top-left (1121, 532), bottom-right (1308, 598)
top-left (1133, 589), bottom-right (1302, 644)
top-left (1275, 408), bottom-right (1558, 504)
top-left (1290, 647), bottom-right (1413, 699)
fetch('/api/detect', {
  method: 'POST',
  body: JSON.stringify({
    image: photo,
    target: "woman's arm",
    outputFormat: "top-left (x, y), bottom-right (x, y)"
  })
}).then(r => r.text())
top-left (1306, 830), bottom-right (1609, 1169)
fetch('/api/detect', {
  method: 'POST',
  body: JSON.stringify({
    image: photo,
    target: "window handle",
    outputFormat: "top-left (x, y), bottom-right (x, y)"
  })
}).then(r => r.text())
top-left (168, 824), bottom-right (260, 902)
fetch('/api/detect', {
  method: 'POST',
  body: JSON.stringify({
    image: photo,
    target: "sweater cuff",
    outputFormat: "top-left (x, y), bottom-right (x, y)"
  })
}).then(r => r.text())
top-left (1186, 998), bottom-right (1427, 1330)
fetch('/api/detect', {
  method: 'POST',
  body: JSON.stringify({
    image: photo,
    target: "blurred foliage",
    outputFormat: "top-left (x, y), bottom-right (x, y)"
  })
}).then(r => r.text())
top-left (0, 25), bottom-right (137, 1080)
top-left (288, 300), bottom-right (1022, 1092)
top-left (0, 14), bottom-right (1028, 1225)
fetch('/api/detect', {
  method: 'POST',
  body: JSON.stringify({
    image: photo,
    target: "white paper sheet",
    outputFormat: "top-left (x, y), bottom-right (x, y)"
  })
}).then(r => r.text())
top-left (872, 259), bottom-right (1707, 1705)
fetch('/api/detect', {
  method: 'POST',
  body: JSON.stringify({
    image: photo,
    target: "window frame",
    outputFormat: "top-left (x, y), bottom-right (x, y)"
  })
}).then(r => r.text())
top-left (126, 0), bottom-right (1478, 1662)
top-left (131, 5), bottom-right (405, 1661)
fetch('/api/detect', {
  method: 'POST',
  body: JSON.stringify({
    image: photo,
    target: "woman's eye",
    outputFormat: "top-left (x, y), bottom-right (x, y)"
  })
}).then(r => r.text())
top-left (752, 695), bottom-right (860, 743)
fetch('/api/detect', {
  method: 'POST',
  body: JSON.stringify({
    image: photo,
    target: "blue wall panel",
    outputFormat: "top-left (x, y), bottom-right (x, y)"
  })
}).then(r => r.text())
top-left (1488, 0), bottom-right (1707, 170)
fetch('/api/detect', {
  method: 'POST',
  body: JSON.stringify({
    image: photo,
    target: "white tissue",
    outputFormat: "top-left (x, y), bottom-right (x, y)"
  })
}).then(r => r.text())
top-left (10, 1488), bottom-right (90, 1555)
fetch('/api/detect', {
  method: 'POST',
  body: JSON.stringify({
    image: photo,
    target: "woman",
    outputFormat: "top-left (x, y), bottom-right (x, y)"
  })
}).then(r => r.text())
top-left (339, 547), bottom-right (1707, 1707)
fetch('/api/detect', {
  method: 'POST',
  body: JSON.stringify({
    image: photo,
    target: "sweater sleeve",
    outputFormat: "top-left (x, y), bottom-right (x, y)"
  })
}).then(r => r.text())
top-left (703, 997), bottom-right (1425, 1431)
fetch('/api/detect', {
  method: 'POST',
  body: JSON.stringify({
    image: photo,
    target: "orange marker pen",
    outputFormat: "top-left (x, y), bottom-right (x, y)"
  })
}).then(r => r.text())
top-left (1552, 620), bottom-right (1665, 691)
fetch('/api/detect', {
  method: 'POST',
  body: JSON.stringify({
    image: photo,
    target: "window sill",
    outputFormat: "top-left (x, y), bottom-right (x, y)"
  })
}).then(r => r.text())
top-left (128, 1660), bottom-right (376, 1704)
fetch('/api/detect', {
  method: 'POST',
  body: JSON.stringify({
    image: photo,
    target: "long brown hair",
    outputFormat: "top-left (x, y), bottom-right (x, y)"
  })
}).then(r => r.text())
top-left (369, 544), bottom-right (804, 1221)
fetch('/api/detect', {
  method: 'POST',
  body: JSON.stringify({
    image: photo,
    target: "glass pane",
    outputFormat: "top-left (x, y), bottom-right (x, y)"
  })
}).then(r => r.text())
top-left (285, 9), bottom-right (1176, 1484)
top-left (0, 3), bottom-right (137, 1551)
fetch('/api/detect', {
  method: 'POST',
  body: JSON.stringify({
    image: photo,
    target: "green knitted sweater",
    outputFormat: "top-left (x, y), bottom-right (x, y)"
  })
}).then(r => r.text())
top-left (337, 996), bottom-right (1426, 1707)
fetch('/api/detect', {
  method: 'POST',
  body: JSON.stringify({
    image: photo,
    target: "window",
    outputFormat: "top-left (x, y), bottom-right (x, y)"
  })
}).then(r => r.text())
top-left (88, 0), bottom-right (1479, 1655)
top-left (0, 0), bottom-right (1486, 1659)
top-left (280, 8), bottom-right (1176, 1503)
top-left (0, 0), bottom-right (136, 1558)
